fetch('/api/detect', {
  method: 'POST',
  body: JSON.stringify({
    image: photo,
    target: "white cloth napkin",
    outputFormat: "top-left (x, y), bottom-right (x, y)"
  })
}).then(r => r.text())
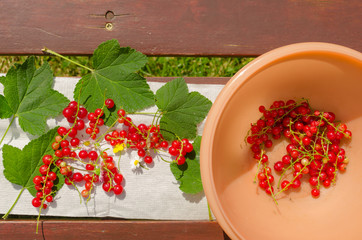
top-left (0, 77), bottom-right (225, 219)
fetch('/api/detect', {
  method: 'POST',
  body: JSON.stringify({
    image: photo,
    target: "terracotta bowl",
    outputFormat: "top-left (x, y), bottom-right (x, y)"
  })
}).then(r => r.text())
top-left (200, 42), bottom-right (362, 240)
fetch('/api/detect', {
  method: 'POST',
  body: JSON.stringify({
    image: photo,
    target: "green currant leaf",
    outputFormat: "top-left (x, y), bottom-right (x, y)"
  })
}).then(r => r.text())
top-left (184, 135), bottom-right (202, 164)
top-left (2, 145), bottom-right (24, 186)
top-left (92, 39), bottom-right (148, 73)
top-left (74, 39), bottom-right (154, 125)
top-left (0, 76), bottom-right (6, 85)
top-left (2, 128), bottom-right (64, 197)
top-left (170, 136), bottom-right (203, 194)
top-left (159, 90), bottom-right (212, 140)
top-left (3, 56), bottom-right (69, 135)
top-left (0, 95), bottom-right (12, 119)
top-left (155, 78), bottom-right (188, 111)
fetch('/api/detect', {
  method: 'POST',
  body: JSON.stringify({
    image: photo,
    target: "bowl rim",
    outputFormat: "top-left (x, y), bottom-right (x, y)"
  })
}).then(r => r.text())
top-left (200, 42), bottom-right (362, 240)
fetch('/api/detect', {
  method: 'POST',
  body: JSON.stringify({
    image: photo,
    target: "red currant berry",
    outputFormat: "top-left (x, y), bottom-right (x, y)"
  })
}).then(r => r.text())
top-left (68, 128), bottom-right (78, 138)
top-left (42, 155), bottom-right (53, 165)
top-left (86, 164), bottom-right (95, 171)
top-left (114, 174), bottom-right (124, 184)
top-left (113, 185), bottom-right (123, 195)
top-left (33, 175), bottom-right (43, 185)
top-left (88, 113), bottom-right (97, 121)
top-left (281, 180), bottom-right (290, 190)
top-left (259, 180), bottom-right (267, 189)
top-left (57, 127), bottom-right (67, 136)
top-left (176, 156), bottom-right (186, 165)
top-left (264, 139), bottom-right (273, 148)
top-left (138, 149), bottom-right (146, 157)
top-left (73, 172), bottom-right (83, 182)
top-left (64, 178), bottom-right (72, 185)
top-left (105, 99), bottom-right (115, 108)
top-left (311, 188), bottom-right (320, 197)
top-left (60, 140), bottom-right (69, 148)
top-left (32, 198), bottom-right (42, 208)
top-left (144, 156), bottom-right (153, 164)
top-left (274, 161), bottom-right (284, 172)
top-left (88, 151), bottom-right (98, 161)
top-left (85, 182), bottom-right (93, 190)
top-left (323, 179), bottom-right (331, 187)
top-left (79, 150), bottom-right (88, 159)
top-left (94, 108), bottom-right (103, 117)
top-left (117, 109), bottom-right (126, 117)
top-left (68, 101), bottom-right (78, 110)
top-left (46, 195), bottom-right (53, 203)
top-left (168, 147), bottom-right (178, 156)
top-left (265, 186), bottom-right (274, 195)
top-left (184, 143), bottom-right (193, 153)
top-left (292, 179), bottom-right (301, 188)
top-left (59, 167), bottom-right (69, 176)
top-left (44, 187), bottom-right (52, 195)
top-left (105, 156), bottom-right (114, 163)
top-left (63, 107), bottom-right (75, 118)
top-left (302, 136), bottom-right (311, 146)
top-left (309, 176), bottom-right (319, 186)
top-left (257, 172), bottom-right (266, 181)
top-left (160, 141), bottom-right (168, 148)
top-left (78, 107), bottom-right (88, 119)
top-left (282, 155), bottom-right (291, 165)
top-left (36, 191), bottom-right (43, 199)
top-left (102, 182), bottom-right (111, 192)
top-left (35, 184), bottom-right (42, 191)
top-left (107, 162), bottom-right (115, 170)
top-left (70, 138), bottom-right (80, 147)
top-left (39, 165), bottom-right (49, 175)
top-left (81, 189), bottom-right (89, 198)
top-left (46, 181), bottom-right (54, 188)
top-left (48, 172), bottom-right (57, 181)
top-left (76, 119), bottom-right (85, 130)
top-left (62, 147), bottom-right (71, 156)
top-left (52, 142), bottom-right (60, 150)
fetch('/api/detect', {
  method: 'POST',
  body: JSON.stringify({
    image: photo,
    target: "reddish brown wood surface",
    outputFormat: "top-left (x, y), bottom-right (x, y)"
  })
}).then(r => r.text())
top-left (0, 0), bottom-right (360, 56)
top-left (0, 220), bottom-right (43, 240)
top-left (0, 220), bottom-right (229, 240)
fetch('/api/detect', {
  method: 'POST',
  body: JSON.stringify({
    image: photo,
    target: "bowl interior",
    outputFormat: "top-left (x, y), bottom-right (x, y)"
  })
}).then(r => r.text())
top-left (202, 45), bottom-right (362, 240)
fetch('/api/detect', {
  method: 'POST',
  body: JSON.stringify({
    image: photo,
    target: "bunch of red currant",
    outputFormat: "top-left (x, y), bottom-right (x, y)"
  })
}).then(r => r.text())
top-left (31, 98), bottom-right (193, 210)
top-left (246, 99), bottom-right (351, 201)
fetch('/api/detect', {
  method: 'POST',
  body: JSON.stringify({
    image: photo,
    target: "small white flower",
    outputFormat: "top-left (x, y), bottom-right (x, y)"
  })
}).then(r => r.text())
top-left (130, 159), bottom-right (140, 170)
top-left (80, 140), bottom-right (96, 151)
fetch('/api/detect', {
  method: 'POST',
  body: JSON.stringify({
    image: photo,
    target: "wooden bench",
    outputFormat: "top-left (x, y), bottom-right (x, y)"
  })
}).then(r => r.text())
top-left (0, 1), bottom-right (360, 239)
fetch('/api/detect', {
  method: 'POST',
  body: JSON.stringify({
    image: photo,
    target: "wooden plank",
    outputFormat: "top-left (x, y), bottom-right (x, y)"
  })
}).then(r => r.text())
top-left (0, 0), bottom-right (360, 56)
top-left (42, 220), bottom-right (227, 240)
top-left (0, 220), bottom-right (43, 240)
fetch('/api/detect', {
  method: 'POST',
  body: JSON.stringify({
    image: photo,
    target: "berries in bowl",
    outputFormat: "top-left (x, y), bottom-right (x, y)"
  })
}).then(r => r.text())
top-left (200, 42), bottom-right (362, 240)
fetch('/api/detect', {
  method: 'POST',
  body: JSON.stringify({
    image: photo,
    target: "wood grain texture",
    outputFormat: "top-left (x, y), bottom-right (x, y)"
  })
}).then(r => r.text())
top-left (0, 220), bottom-right (229, 240)
top-left (0, 220), bottom-right (43, 240)
top-left (0, 0), bottom-right (360, 56)
top-left (41, 220), bottom-right (226, 240)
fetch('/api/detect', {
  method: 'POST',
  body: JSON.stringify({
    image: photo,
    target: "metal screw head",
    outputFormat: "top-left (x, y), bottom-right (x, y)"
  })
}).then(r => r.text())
top-left (105, 22), bottom-right (113, 31)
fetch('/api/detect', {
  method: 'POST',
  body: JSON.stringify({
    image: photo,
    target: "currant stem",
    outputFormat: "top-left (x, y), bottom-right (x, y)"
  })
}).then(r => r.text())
top-left (2, 187), bottom-right (25, 219)
top-left (95, 118), bottom-right (118, 142)
top-left (36, 204), bottom-right (43, 234)
top-left (42, 47), bottom-right (94, 72)
top-left (207, 202), bottom-right (213, 221)
top-left (0, 115), bottom-right (15, 148)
